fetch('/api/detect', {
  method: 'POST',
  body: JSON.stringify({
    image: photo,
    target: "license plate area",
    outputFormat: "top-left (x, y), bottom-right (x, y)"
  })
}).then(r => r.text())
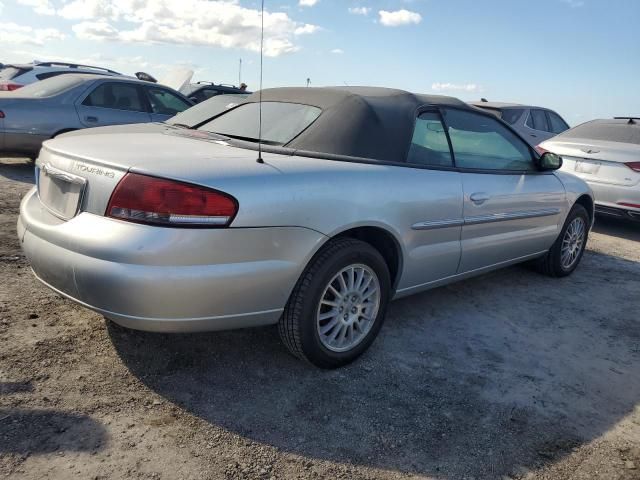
top-left (36, 163), bottom-right (87, 220)
top-left (575, 159), bottom-right (601, 175)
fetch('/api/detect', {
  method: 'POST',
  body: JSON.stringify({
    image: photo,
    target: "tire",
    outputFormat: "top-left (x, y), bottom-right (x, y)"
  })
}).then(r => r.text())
top-left (534, 204), bottom-right (590, 277)
top-left (279, 237), bottom-right (391, 369)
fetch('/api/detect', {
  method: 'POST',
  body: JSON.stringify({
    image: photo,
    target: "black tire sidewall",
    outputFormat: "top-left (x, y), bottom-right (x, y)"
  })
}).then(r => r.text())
top-left (551, 205), bottom-right (589, 276)
top-left (298, 242), bottom-right (391, 368)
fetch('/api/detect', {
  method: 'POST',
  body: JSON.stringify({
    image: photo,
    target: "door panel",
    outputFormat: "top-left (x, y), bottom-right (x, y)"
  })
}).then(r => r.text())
top-left (459, 173), bottom-right (565, 272)
top-left (76, 82), bottom-right (152, 128)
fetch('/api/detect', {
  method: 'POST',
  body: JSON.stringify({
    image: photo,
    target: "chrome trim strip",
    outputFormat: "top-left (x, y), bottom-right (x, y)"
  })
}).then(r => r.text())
top-left (411, 218), bottom-right (465, 230)
top-left (411, 208), bottom-right (561, 230)
top-left (464, 208), bottom-right (561, 225)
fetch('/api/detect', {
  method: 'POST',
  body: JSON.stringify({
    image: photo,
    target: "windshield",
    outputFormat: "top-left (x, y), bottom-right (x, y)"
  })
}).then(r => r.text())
top-left (198, 101), bottom-right (322, 145)
top-left (557, 120), bottom-right (640, 145)
top-left (168, 94), bottom-right (248, 128)
top-left (11, 74), bottom-right (87, 98)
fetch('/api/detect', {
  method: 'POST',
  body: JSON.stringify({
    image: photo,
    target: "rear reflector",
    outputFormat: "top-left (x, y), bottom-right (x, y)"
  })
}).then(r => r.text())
top-left (617, 202), bottom-right (640, 209)
top-left (535, 145), bottom-right (549, 156)
top-left (0, 111), bottom-right (4, 119)
top-left (624, 162), bottom-right (640, 173)
top-left (0, 83), bottom-right (22, 91)
top-left (106, 173), bottom-right (238, 227)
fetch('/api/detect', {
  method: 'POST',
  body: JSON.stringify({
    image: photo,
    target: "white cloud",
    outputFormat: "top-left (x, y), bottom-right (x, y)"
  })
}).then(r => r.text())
top-left (378, 9), bottom-right (422, 27)
top-left (16, 0), bottom-right (55, 15)
top-left (298, 0), bottom-right (318, 6)
top-left (0, 1), bottom-right (4, 15)
top-left (57, 0), bottom-right (320, 57)
top-left (431, 82), bottom-right (480, 93)
top-left (331, 48), bottom-right (344, 54)
top-left (348, 6), bottom-right (370, 15)
top-left (0, 22), bottom-right (65, 45)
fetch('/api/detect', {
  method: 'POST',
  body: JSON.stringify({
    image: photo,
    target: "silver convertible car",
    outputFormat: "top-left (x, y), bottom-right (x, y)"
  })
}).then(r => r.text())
top-left (18, 87), bottom-right (594, 368)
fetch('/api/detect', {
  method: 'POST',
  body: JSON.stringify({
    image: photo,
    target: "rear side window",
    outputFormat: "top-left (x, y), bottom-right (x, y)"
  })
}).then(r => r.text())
top-left (500, 109), bottom-right (524, 125)
top-left (407, 111), bottom-right (453, 167)
top-left (83, 82), bottom-right (145, 112)
top-left (547, 111), bottom-right (569, 134)
top-left (527, 109), bottom-right (550, 132)
top-left (443, 109), bottom-right (534, 171)
top-left (146, 87), bottom-right (192, 115)
top-left (199, 102), bottom-right (322, 145)
top-left (168, 94), bottom-right (247, 127)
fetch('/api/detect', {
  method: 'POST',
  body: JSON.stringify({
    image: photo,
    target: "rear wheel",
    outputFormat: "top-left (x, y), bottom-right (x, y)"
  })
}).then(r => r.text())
top-left (279, 238), bottom-right (390, 368)
top-left (535, 204), bottom-right (589, 277)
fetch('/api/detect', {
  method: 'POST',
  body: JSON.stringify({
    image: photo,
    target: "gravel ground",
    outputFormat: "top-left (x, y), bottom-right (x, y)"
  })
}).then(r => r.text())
top-left (1, 157), bottom-right (639, 480)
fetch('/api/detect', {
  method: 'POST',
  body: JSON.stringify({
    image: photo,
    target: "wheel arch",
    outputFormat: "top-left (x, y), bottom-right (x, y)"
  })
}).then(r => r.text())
top-left (574, 194), bottom-right (594, 225)
top-left (330, 225), bottom-right (404, 293)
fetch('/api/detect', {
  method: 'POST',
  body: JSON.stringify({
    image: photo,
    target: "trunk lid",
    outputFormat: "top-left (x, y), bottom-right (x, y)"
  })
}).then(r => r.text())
top-left (542, 137), bottom-right (640, 187)
top-left (35, 123), bottom-right (281, 220)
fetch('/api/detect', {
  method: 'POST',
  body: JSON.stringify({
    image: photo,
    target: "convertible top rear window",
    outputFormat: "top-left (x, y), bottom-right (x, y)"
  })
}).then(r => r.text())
top-left (557, 120), bottom-right (640, 145)
top-left (198, 102), bottom-right (322, 145)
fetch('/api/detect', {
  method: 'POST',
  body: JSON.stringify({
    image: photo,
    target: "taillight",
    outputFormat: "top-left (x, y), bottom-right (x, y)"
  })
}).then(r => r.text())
top-left (0, 83), bottom-right (22, 91)
top-left (0, 111), bottom-right (4, 119)
top-left (624, 162), bottom-right (640, 173)
top-left (535, 145), bottom-right (549, 156)
top-left (106, 173), bottom-right (238, 227)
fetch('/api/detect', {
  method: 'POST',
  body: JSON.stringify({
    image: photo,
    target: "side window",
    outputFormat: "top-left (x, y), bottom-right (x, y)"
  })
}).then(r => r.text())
top-left (443, 108), bottom-right (534, 171)
top-left (82, 83), bottom-right (145, 112)
top-left (528, 109), bottom-right (550, 132)
top-left (407, 111), bottom-right (453, 167)
top-left (146, 87), bottom-right (191, 115)
top-left (547, 111), bottom-right (569, 134)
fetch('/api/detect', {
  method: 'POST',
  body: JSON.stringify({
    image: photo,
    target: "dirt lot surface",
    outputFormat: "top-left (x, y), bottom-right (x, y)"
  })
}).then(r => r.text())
top-left (1, 157), bottom-right (639, 480)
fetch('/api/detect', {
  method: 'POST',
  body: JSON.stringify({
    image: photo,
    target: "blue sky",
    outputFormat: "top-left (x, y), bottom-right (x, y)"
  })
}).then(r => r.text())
top-left (1, 0), bottom-right (638, 124)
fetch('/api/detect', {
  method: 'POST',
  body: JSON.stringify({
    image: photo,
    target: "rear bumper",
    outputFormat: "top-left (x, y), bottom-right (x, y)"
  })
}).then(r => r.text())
top-left (588, 181), bottom-right (640, 221)
top-left (18, 188), bottom-right (326, 332)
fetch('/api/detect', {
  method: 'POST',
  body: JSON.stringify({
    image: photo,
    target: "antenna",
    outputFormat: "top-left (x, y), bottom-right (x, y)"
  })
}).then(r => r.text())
top-left (256, 0), bottom-right (265, 163)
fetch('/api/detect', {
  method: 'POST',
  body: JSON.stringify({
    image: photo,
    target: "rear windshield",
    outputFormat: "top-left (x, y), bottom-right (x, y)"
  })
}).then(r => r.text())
top-left (168, 94), bottom-right (248, 128)
top-left (0, 67), bottom-right (25, 82)
top-left (12, 75), bottom-right (87, 98)
top-left (198, 101), bottom-right (322, 145)
top-left (500, 108), bottom-right (524, 125)
top-left (557, 120), bottom-right (640, 145)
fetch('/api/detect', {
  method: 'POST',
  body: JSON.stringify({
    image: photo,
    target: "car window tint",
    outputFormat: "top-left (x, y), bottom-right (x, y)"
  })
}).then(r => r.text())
top-left (199, 102), bottom-right (322, 145)
top-left (547, 111), bottom-right (569, 134)
top-left (83, 83), bottom-right (145, 112)
top-left (202, 89), bottom-right (220, 99)
top-left (407, 112), bottom-right (453, 167)
top-left (500, 109), bottom-right (524, 125)
top-left (557, 120), bottom-right (640, 145)
top-left (443, 109), bottom-right (534, 171)
top-left (146, 87), bottom-right (191, 115)
top-left (530, 109), bottom-right (550, 132)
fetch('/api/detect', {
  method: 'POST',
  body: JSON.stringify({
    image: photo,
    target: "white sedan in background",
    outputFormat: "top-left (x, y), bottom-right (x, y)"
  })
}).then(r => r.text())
top-left (539, 117), bottom-right (640, 222)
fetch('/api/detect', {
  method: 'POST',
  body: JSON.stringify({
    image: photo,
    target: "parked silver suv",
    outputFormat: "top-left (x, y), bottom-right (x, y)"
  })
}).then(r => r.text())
top-left (471, 100), bottom-right (570, 147)
top-left (0, 61), bottom-right (123, 91)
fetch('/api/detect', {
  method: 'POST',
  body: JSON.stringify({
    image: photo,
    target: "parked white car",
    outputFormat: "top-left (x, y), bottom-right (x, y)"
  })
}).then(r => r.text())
top-left (539, 117), bottom-right (640, 222)
top-left (0, 61), bottom-right (123, 91)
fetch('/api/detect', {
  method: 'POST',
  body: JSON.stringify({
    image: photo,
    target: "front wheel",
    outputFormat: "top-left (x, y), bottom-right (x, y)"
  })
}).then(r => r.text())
top-left (535, 204), bottom-right (589, 277)
top-left (279, 238), bottom-right (391, 369)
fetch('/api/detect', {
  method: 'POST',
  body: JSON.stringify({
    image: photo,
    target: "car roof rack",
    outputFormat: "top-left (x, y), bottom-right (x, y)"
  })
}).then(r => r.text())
top-left (33, 61), bottom-right (122, 75)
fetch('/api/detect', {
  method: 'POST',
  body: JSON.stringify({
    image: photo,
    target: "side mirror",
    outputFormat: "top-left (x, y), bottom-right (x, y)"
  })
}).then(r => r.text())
top-left (538, 151), bottom-right (562, 171)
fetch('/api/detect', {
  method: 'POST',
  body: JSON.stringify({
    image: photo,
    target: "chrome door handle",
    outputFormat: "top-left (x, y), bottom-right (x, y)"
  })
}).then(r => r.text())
top-left (470, 192), bottom-right (490, 205)
top-left (86, 116), bottom-right (98, 122)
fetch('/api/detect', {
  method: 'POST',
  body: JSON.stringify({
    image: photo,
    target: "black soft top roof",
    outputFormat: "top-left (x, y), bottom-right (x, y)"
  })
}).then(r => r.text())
top-left (243, 86), bottom-right (471, 162)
